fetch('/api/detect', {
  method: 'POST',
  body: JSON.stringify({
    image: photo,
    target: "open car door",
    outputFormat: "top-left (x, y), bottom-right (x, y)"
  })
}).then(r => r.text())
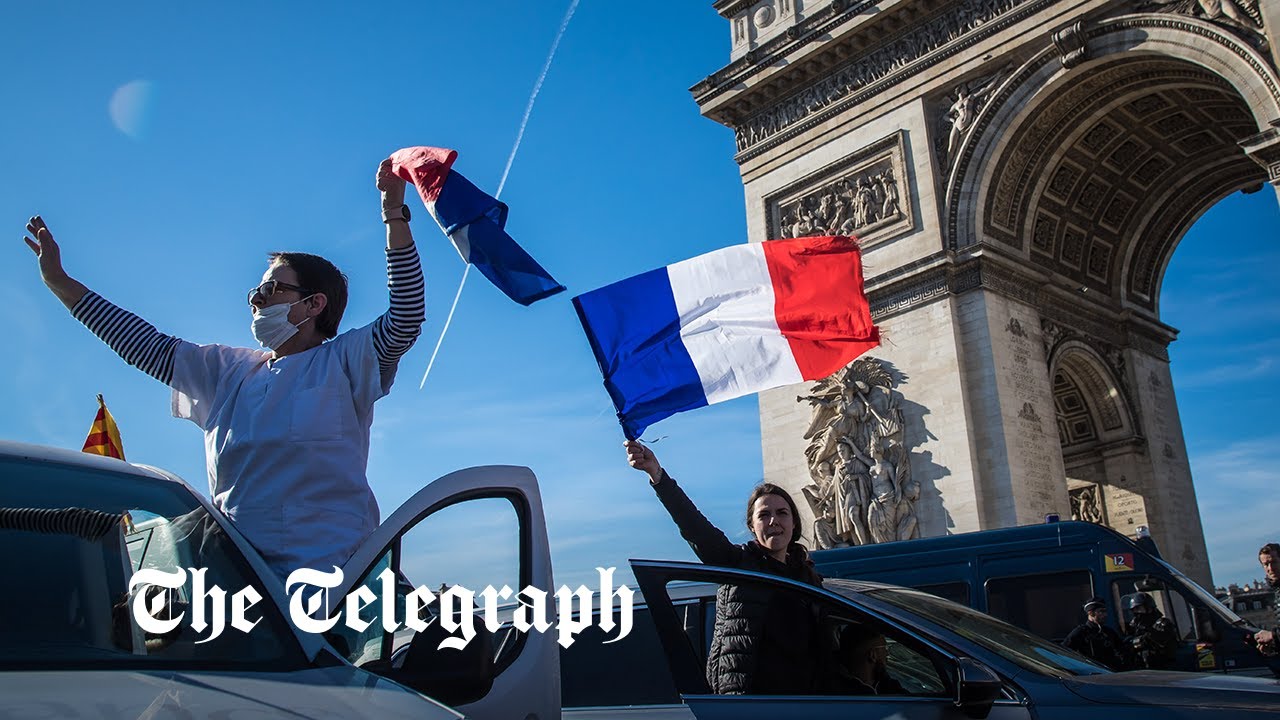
top-left (631, 559), bottom-right (1030, 720)
top-left (324, 465), bottom-right (558, 720)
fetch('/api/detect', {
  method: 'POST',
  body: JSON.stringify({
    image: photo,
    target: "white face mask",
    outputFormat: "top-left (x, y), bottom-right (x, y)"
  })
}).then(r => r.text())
top-left (251, 298), bottom-right (312, 350)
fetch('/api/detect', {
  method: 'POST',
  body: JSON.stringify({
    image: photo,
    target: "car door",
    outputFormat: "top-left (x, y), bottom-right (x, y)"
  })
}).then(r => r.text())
top-left (320, 465), bottom-right (558, 720)
top-left (632, 560), bottom-right (1032, 720)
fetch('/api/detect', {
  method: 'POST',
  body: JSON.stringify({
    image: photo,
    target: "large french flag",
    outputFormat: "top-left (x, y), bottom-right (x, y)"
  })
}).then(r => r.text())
top-left (573, 236), bottom-right (879, 439)
top-left (390, 146), bottom-right (565, 306)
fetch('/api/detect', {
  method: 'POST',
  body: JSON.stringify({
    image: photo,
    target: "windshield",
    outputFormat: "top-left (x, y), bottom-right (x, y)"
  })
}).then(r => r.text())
top-left (841, 583), bottom-right (1109, 678)
top-left (0, 456), bottom-right (307, 670)
top-left (1156, 558), bottom-right (1245, 624)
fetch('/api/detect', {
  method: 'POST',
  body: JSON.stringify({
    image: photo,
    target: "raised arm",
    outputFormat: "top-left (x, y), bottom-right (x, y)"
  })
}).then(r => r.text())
top-left (25, 216), bottom-right (180, 384)
top-left (24, 216), bottom-right (86, 310)
top-left (626, 440), bottom-right (744, 568)
top-left (371, 160), bottom-right (426, 372)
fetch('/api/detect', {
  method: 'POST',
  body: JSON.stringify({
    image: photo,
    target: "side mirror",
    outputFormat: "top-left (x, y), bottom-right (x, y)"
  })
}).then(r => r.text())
top-left (1191, 605), bottom-right (1221, 644)
top-left (954, 657), bottom-right (1003, 720)
top-left (1135, 575), bottom-right (1160, 592)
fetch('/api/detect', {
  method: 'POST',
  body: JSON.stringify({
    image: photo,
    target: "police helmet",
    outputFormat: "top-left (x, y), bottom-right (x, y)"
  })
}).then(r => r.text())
top-left (1126, 592), bottom-right (1156, 613)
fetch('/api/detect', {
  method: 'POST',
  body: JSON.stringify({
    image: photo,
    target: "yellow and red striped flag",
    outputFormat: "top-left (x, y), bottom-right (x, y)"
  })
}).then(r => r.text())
top-left (83, 394), bottom-right (125, 460)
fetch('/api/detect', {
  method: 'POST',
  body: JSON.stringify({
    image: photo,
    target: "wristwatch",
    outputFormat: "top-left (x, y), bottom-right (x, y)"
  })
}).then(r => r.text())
top-left (382, 204), bottom-right (411, 224)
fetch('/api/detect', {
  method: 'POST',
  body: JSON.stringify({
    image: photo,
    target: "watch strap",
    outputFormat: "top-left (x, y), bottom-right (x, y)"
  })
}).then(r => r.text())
top-left (382, 204), bottom-right (411, 223)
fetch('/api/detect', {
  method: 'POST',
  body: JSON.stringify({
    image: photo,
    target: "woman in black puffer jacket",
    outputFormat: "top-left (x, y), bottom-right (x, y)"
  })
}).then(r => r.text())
top-left (626, 440), bottom-right (824, 695)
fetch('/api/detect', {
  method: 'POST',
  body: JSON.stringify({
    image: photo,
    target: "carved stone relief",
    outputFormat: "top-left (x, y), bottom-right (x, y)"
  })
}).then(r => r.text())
top-left (766, 132), bottom-right (915, 246)
top-left (1069, 483), bottom-right (1106, 523)
top-left (727, 0), bottom-right (801, 56)
top-left (730, 0), bottom-right (1053, 154)
top-left (938, 66), bottom-right (1013, 171)
top-left (797, 357), bottom-right (919, 549)
top-left (1139, 0), bottom-right (1266, 44)
top-left (1042, 318), bottom-right (1128, 383)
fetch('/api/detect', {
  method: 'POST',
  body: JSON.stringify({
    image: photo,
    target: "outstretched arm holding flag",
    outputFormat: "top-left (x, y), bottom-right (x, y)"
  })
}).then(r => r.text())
top-left (390, 146), bottom-right (564, 306)
top-left (21, 159), bottom-right (426, 578)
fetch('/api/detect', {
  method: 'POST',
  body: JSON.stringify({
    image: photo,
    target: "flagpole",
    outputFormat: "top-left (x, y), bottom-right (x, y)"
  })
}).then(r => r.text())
top-left (418, 0), bottom-right (579, 390)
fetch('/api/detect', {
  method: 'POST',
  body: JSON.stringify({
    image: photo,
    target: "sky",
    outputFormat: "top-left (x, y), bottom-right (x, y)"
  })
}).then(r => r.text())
top-left (0, 2), bottom-right (1276, 596)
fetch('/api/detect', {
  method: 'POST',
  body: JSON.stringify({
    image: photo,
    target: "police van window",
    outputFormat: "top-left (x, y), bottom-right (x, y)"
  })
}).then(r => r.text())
top-left (916, 582), bottom-right (969, 606)
top-left (985, 571), bottom-right (1093, 642)
top-left (1111, 577), bottom-right (1191, 639)
top-left (560, 605), bottom-right (681, 707)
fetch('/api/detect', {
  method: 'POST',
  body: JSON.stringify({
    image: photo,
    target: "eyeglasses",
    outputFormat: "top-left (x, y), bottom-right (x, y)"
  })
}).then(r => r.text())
top-left (248, 280), bottom-right (311, 305)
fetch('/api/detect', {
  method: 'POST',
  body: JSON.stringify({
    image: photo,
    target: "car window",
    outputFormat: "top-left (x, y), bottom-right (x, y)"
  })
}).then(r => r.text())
top-left (859, 585), bottom-right (1108, 678)
top-left (673, 578), bottom-right (948, 698)
top-left (327, 494), bottom-right (527, 674)
top-left (561, 605), bottom-right (681, 707)
top-left (985, 570), bottom-right (1092, 641)
top-left (0, 457), bottom-right (305, 670)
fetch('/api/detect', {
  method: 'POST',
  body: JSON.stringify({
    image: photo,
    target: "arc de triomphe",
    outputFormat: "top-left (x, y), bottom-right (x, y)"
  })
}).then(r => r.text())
top-left (695, 0), bottom-right (1280, 587)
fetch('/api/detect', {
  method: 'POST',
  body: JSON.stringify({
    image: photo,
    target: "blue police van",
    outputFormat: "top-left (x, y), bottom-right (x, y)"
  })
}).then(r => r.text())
top-left (812, 521), bottom-right (1279, 677)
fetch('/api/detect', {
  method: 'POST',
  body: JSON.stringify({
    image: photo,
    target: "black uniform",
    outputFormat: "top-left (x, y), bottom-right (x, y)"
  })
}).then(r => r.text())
top-left (1063, 620), bottom-right (1131, 671)
top-left (1127, 611), bottom-right (1180, 669)
top-left (651, 471), bottom-right (824, 695)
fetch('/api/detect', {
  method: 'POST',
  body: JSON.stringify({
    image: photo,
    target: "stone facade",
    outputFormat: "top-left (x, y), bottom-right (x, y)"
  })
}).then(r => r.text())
top-left (697, 0), bottom-right (1280, 588)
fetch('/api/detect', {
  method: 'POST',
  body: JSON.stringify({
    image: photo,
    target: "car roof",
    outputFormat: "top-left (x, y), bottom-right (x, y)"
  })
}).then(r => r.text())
top-left (0, 439), bottom-right (185, 486)
top-left (810, 520), bottom-right (1138, 562)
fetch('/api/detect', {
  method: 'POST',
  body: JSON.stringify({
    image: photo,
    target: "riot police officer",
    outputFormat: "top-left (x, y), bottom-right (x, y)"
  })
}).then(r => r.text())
top-left (1125, 592), bottom-right (1180, 670)
top-left (1063, 597), bottom-right (1131, 670)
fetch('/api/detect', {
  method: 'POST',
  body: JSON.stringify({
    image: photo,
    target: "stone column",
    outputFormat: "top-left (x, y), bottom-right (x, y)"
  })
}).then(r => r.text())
top-left (953, 282), bottom-right (1071, 527)
top-left (1126, 349), bottom-right (1212, 588)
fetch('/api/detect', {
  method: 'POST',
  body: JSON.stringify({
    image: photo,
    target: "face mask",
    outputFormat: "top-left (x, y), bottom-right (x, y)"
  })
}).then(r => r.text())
top-left (251, 298), bottom-right (312, 350)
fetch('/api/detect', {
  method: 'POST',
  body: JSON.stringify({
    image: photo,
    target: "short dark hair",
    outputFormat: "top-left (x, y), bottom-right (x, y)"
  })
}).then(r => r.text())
top-left (267, 252), bottom-right (348, 339)
top-left (837, 622), bottom-right (884, 656)
top-left (745, 482), bottom-right (804, 546)
top-left (1260, 543), bottom-right (1280, 558)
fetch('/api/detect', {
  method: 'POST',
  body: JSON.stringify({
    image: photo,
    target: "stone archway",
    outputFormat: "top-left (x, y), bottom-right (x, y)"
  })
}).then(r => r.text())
top-left (1047, 341), bottom-right (1163, 540)
top-left (696, 0), bottom-right (1280, 588)
top-left (949, 14), bottom-right (1280, 254)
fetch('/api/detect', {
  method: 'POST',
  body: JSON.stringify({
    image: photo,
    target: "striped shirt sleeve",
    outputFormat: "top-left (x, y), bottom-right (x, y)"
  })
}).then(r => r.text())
top-left (371, 243), bottom-right (426, 371)
top-left (71, 292), bottom-right (182, 385)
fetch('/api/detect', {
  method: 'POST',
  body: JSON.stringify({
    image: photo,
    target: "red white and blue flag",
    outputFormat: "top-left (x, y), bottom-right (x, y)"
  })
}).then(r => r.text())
top-left (390, 146), bottom-right (565, 306)
top-left (573, 235), bottom-right (879, 439)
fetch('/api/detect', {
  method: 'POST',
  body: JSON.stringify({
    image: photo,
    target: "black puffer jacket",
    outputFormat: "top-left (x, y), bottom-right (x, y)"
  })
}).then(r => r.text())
top-left (652, 471), bottom-right (823, 695)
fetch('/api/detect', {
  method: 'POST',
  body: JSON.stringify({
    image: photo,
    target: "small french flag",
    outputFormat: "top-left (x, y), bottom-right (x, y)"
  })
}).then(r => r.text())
top-left (573, 236), bottom-right (879, 439)
top-left (390, 146), bottom-right (565, 306)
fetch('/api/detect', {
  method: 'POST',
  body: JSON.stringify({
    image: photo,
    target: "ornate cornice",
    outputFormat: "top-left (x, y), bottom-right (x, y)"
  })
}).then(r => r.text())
top-left (693, 0), bottom-right (875, 105)
top-left (1062, 435), bottom-right (1147, 464)
top-left (721, 0), bottom-right (1059, 162)
top-left (1240, 120), bottom-right (1280, 183)
top-left (867, 253), bottom-right (1042, 320)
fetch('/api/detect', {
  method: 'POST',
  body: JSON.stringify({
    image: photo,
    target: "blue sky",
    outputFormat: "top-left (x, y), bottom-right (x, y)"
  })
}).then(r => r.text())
top-left (1, 2), bottom-right (1276, 594)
